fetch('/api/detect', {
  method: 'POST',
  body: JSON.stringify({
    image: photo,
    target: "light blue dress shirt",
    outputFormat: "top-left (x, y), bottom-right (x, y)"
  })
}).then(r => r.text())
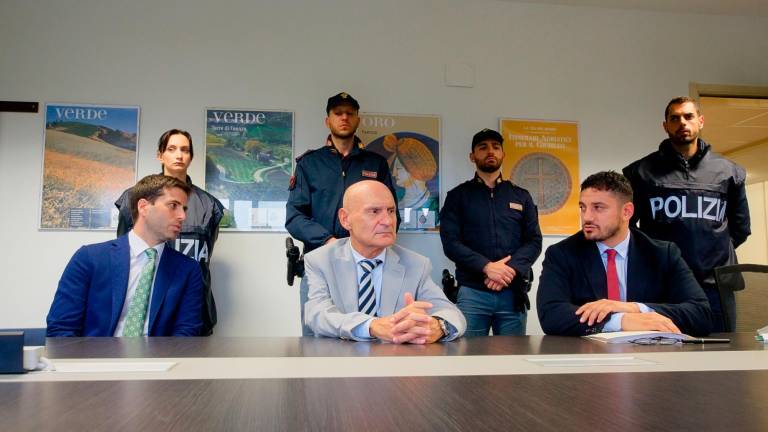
top-left (595, 231), bottom-right (653, 332)
top-left (349, 243), bottom-right (457, 341)
top-left (350, 246), bottom-right (387, 339)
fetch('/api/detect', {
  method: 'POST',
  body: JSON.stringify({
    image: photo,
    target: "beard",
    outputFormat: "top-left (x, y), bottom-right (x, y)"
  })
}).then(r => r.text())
top-left (582, 222), bottom-right (620, 243)
top-left (476, 158), bottom-right (502, 173)
top-left (668, 129), bottom-right (698, 146)
top-left (331, 128), bottom-right (356, 139)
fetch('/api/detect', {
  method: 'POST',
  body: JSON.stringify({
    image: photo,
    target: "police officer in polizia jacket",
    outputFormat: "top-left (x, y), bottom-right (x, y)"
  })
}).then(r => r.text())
top-left (440, 128), bottom-right (543, 336)
top-left (623, 96), bottom-right (751, 333)
top-left (285, 92), bottom-right (399, 336)
top-left (115, 129), bottom-right (224, 336)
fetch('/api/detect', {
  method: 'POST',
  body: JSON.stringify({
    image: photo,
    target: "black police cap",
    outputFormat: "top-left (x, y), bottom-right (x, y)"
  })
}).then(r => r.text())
top-left (472, 128), bottom-right (504, 150)
top-left (326, 92), bottom-right (360, 114)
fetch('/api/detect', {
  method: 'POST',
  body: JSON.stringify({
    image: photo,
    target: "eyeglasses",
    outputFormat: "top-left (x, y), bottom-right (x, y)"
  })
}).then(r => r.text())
top-left (630, 337), bottom-right (681, 345)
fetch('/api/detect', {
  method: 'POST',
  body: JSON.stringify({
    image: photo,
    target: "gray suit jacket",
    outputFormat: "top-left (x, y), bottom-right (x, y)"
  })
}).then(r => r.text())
top-left (304, 239), bottom-right (466, 341)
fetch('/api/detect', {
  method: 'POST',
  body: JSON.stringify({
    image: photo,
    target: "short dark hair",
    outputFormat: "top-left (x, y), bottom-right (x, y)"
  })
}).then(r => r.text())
top-left (129, 174), bottom-right (191, 221)
top-left (157, 129), bottom-right (193, 171)
top-left (580, 171), bottom-right (633, 202)
top-left (664, 96), bottom-right (701, 120)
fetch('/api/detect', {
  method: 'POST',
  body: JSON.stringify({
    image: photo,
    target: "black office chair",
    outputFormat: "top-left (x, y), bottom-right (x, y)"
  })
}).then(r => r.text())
top-left (714, 264), bottom-right (768, 332)
top-left (0, 328), bottom-right (46, 346)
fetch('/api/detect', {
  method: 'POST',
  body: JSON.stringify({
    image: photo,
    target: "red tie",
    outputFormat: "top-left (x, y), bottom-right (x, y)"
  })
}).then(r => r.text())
top-left (606, 249), bottom-right (620, 301)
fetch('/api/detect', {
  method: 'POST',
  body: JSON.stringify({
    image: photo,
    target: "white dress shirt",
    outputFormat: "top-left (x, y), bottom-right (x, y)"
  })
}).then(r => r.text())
top-left (113, 230), bottom-right (165, 337)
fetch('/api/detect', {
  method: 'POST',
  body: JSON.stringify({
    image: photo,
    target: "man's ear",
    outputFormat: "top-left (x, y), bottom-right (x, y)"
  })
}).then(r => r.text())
top-left (338, 208), bottom-right (351, 231)
top-left (623, 201), bottom-right (635, 221)
top-left (137, 198), bottom-right (151, 218)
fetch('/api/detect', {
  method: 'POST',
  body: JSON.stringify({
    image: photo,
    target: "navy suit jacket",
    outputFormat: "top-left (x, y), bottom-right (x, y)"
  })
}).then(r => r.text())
top-left (536, 229), bottom-right (712, 336)
top-left (46, 234), bottom-right (203, 337)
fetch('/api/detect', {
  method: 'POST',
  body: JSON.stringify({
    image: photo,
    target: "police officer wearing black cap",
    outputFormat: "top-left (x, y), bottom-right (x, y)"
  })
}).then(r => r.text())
top-left (286, 92), bottom-right (399, 335)
top-left (440, 129), bottom-right (542, 336)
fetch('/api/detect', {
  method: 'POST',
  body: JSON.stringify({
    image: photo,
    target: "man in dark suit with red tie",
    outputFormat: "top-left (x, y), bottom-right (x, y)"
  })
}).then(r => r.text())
top-left (536, 171), bottom-right (711, 337)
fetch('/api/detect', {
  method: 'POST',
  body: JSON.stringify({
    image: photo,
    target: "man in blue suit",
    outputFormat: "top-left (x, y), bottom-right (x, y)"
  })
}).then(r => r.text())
top-left (47, 175), bottom-right (203, 337)
top-left (537, 171), bottom-right (711, 337)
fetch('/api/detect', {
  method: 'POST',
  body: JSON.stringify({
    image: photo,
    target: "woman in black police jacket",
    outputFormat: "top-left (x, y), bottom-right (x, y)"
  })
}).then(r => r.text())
top-left (115, 129), bottom-right (224, 336)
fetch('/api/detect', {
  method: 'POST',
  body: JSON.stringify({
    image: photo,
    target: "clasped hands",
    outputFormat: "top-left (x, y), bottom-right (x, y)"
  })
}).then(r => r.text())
top-left (483, 255), bottom-right (516, 291)
top-left (369, 292), bottom-right (444, 344)
top-left (575, 299), bottom-right (681, 333)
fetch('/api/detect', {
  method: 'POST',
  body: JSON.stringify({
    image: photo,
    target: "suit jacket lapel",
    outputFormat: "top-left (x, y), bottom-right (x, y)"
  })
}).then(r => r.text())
top-left (379, 247), bottom-right (405, 316)
top-left (581, 235), bottom-right (608, 299)
top-left (109, 236), bottom-right (130, 334)
top-left (625, 233), bottom-right (644, 301)
top-left (332, 242), bottom-right (359, 314)
top-left (148, 248), bottom-right (174, 334)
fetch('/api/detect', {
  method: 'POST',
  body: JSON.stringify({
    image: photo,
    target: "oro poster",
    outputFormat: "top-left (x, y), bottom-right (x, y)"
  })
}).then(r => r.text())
top-left (500, 119), bottom-right (580, 235)
top-left (41, 103), bottom-right (139, 230)
top-left (358, 113), bottom-right (441, 231)
top-left (204, 108), bottom-right (293, 231)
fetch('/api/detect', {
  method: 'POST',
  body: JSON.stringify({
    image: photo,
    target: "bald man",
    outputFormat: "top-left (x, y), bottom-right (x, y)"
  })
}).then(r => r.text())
top-left (304, 180), bottom-right (466, 343)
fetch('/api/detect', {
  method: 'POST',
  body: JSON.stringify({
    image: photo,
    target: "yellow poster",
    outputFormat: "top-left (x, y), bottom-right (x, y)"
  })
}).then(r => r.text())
top-left (499, 119), bottom-right (580, 235)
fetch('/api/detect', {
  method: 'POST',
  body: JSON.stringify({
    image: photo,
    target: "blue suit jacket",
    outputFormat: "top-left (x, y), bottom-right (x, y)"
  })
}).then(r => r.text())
top-left (46, 234), bottom-right (203, 337)
top-left (536, 229), bottom-right (712, 337)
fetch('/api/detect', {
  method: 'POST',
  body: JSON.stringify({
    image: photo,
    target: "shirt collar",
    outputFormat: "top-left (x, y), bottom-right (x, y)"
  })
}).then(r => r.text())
top-left (473, 172), bottom-right (504, 186)
top-left (128, 230), bottom-right (165, 259)
top-left (596, 230), bottom-right (631, 259)
top-left (326, 135), bottom-right (363, 157)
top-left (349, 242), bottom-right (387, 266)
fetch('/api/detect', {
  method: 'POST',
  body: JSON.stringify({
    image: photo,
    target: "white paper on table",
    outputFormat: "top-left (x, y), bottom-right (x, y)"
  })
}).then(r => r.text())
top-left (51, 361), bottom-right (176, 373)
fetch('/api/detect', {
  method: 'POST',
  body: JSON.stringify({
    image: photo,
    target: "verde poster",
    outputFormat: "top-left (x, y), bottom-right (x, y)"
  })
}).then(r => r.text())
top-left (205, 108), bottom-right (293, 231)
top-left (41, 103), bottom-right (139, 230)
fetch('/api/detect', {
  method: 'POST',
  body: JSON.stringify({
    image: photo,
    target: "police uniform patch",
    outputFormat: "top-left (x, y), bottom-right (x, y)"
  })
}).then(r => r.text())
top-left (509, 202), bottom-right (523, 211)
top-left (362, 170), bottom-right (377, 178)
top-left (288, 175), bottom-right (296, 190)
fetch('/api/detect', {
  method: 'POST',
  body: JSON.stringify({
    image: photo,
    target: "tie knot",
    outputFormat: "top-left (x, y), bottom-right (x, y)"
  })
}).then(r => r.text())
top-left (606, 249), bottom-right (617, 259)
top-left (359, 259), bottom-right (382, 273)
top-left (145, 248), bottom-right (158, 260)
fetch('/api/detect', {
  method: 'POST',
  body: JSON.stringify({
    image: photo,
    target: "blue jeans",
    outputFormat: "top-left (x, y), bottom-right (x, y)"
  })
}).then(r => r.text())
top-left (457, 285), bottom-right (526, 336)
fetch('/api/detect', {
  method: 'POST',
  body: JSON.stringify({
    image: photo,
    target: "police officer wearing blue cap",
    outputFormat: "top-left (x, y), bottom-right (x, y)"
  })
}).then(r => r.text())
top-left (286, 92), bottom-right (399, 335)
top-left (440, 128), bottom-right (542, 336)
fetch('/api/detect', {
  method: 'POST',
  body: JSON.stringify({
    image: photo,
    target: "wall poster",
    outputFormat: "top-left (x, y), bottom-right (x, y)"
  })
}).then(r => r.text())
top-left (204, 108), bottom-right (293, 231)
top-left (358, 113), bottom-right (441, 231)
top-left (40, 103), bottom-right (139, 230)
top-left (499, 119), bottom-right (580, 235)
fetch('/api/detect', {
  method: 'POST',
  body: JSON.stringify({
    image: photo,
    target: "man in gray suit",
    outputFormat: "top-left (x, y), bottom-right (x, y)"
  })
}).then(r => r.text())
top-left (304, 180), bottom-right (466, 343)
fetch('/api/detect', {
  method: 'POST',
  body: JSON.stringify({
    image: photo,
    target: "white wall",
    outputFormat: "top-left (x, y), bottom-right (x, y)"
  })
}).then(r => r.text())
top-left (739, 182), bottom-right (768, 265)
top-left (1, 0), bottom-right (767, 335)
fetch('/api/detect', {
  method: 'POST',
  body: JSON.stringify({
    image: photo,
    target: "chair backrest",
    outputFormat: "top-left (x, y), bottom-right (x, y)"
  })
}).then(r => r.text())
top-left (0, 328), bottom-right (46, 346)
top-left (714, 264), bottom-right (768, 332)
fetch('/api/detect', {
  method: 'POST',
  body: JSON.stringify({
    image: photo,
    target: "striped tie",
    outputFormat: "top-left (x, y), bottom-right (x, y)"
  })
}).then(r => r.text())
top-left (358, 259), bottom-right (382, 315)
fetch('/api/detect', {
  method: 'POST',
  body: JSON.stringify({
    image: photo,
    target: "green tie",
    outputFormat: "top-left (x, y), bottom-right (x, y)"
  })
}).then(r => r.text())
top-left (123, 248), bottom-right (158, 337)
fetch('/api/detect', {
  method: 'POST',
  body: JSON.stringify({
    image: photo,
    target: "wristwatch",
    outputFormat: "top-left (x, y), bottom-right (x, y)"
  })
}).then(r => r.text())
top-left (434, 316), bottom-right (448, 340)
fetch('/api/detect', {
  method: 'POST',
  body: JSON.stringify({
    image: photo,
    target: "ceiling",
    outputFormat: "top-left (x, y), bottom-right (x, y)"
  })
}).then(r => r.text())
top-left (700, 97), bottom-right (768, 184)
top-left (509, 0), bottom-right (768, 17)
